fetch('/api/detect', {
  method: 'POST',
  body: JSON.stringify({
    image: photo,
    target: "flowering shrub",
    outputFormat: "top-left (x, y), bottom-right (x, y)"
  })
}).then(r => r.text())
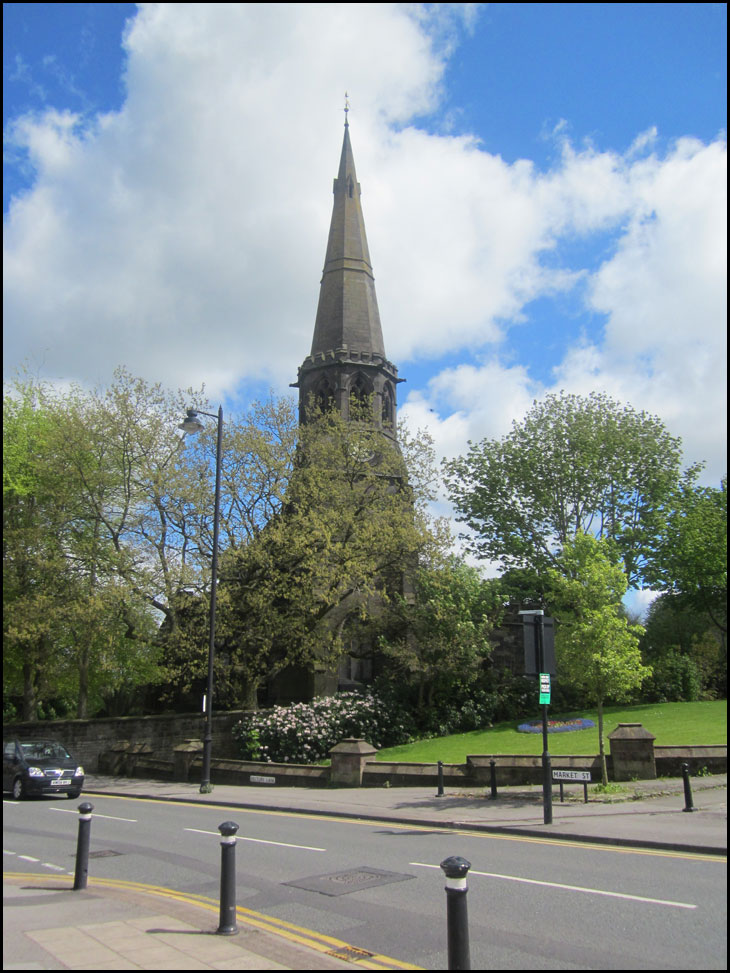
top-left (517, 718), bottom-right (595, 734)
top-left (232, 691), bottom-right (414, 764)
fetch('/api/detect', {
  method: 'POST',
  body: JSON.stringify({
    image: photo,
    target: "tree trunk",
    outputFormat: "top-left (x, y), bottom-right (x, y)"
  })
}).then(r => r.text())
top-left (22, 659), bottom-right (38, 722)
top-left (242, 678), bottom-right (260, 710)
top-left (597, 698), bottom-right (608, 786)
top-left (77, 645), bottom-right (89, 719)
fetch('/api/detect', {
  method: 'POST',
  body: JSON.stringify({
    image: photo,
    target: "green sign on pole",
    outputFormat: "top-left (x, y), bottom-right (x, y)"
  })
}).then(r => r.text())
top-left (539, 672), bottom-right (551, 705)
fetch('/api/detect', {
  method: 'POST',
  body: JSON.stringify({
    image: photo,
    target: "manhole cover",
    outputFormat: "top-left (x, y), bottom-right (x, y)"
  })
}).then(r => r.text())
top-left (86, 850), bottom-right (122, 859)
top-left (284, 866), bottom-right (414, 897)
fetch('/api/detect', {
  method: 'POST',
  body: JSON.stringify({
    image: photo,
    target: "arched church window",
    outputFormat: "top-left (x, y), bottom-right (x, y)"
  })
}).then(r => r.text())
top-left (382, 384), bottom-right (394, 427)
top-left (349, 373), bottom-right (371, 419)
top-left (315, 381), bottom-right (335, 414)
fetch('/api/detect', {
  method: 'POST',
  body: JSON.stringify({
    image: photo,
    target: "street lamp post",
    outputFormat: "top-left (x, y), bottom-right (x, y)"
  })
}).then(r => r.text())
top-left (179, 405), bottom-right (223, 793)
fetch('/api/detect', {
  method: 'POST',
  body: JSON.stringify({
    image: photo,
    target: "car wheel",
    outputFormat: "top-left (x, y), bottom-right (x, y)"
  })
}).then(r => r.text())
top-left (67, 789), bottom-right (81, 799)
top-left (12, 777), bottom-right (26, 800)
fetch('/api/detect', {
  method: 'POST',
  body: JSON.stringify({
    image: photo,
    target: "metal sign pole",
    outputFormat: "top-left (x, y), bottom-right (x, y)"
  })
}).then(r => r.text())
top-left (536, 614), bottom-right (552, 824)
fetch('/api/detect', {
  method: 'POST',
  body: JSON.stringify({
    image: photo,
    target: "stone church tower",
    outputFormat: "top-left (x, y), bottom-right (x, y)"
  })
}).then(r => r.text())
top-left (268, 118), bottom-right (405, 702)
top-left (292, 117), bottom-right (402, 439)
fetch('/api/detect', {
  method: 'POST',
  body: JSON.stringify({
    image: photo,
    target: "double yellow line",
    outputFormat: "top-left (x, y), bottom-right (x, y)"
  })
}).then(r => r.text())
top-left (4, 871), bottom-right (422, 970)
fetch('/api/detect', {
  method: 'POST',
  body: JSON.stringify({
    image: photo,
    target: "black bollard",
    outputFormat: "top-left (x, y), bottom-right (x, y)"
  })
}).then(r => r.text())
top-left (437, 760), bottom-right (445, 797)
top-left (217, 821), bottom-right (239, 934)
top-left (489, 760), bottom-right (497, 800)
top-left (440, 855), bottom-right (471, 970)
top-left (73, 802), bottom-right (94, 890)
top-left (681, 763), bottom-right (696, 813)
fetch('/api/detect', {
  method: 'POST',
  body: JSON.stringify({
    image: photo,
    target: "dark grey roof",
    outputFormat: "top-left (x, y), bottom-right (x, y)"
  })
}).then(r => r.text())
top-left (310, 123), bottom-right (386, 360)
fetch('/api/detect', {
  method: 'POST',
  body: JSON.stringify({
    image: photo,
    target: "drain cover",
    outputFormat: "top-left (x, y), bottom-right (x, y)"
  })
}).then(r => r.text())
top-left (284, 866), bottom-right (414, 897)
top-left (87, 850), bottom-right (122, 858)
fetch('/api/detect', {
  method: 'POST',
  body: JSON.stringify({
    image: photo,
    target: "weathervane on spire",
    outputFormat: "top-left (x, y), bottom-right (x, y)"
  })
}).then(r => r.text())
top-left (344, 91), bottom-right (350, 127)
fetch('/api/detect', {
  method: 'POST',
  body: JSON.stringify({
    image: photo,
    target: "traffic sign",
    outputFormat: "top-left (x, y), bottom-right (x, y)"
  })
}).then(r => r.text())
top-left (539, 672), bottom-right (551, 704)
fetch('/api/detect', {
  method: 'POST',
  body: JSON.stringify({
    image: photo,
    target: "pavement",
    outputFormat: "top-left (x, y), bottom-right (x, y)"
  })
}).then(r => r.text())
top-left (4, 771), bottom-right (726, 970)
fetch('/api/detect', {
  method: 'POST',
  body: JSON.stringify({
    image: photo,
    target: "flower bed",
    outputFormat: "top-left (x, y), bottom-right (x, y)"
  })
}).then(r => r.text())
top-left (517, 718), bottom-right (596, 734)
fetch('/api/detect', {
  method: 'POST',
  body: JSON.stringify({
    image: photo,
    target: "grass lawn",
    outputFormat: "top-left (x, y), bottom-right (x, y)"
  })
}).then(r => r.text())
top-left (375, 700), bottom-right (727, 764)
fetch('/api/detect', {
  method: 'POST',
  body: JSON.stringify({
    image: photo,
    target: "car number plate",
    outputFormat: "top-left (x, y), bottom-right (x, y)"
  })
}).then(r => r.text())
top-left (50, 779), bottom-right (71, 786)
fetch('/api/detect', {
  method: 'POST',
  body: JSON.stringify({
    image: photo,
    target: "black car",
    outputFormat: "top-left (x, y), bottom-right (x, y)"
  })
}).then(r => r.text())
top-left (3, 738), bottom-right (85, 799)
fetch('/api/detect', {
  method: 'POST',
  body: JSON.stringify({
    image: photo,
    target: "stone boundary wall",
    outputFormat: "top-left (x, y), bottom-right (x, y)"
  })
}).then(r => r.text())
top-left (5, 712), bottom-right (725, 784)
top-left (3, 711), bottom-right (249, 772)
top-left (118, 745), bottom-right (725, 789)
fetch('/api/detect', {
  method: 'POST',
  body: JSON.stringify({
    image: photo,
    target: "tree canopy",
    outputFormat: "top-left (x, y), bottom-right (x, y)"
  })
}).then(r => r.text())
top-left (217, 404), bottom-right (446, 707)
top-left (4, 374), bottom-right (447, 718)
top-left (646, 477), bottom-right (727, 636)
top-left (547, 532), bottom-right (650, 783)
top-left (377, 557), bottom-right (497, 712)
top-left (3, 370), bottom-right (298, 719)
top-left (444, 391), bottom-right (687, 587)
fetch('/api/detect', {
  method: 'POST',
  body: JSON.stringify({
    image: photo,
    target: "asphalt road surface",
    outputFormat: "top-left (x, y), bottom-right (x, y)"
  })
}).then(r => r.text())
top-left (3, 793), bottom-right (727, 970)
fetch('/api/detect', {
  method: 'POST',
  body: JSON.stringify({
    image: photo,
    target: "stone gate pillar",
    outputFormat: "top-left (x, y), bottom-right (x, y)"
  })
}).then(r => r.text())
top-left (608, 723), bottom-right (656, 780)
top-left (329, 738), bottom-right (377, 786)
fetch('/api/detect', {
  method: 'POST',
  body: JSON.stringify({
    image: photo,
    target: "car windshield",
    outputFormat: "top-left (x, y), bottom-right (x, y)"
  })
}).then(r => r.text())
top-left (20, 742), bottom-right (72, 761)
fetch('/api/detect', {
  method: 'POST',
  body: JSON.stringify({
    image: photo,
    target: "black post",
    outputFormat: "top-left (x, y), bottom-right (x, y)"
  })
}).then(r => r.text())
top-left (559, 780), bottom-right (564, 803)
top-left (489, 759), bottom-right (497, 800)
top-left (200, 405), bottom-right (223, 795)
top-left (583, 781), bottom-right (588, 803)
top-left (217, 820), bottom-right (239, 934)
top-left (681, 763), bottom-right (696, 812)
top-left (437, 760), bottom-right (444, 797)
top-left (73, 802), bottom-right (94, 890)
top-left (537, 615), bottom-right (552, 825)
top-left (440, 856), bottom-right (471, 971)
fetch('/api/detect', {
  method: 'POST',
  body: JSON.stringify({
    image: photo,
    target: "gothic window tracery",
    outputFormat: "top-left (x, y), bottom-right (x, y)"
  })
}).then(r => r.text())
top-left (381, 384), bottom-right (394, 427)
top-left (315, 380), bottom-right (335, 414)
top-left (349, 373), bottom-right (372, 418)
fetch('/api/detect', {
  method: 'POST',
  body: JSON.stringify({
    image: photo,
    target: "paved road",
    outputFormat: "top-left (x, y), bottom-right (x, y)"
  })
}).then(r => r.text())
top-left (4, 790), bottom-right (727, 969)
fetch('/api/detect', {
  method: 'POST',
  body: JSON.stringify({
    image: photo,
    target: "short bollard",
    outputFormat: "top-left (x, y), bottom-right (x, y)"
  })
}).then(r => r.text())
top-left (73, 802), bottom-right (94, 890)
top-left (437, 760), bottom-right (445, 797)
top-left (217, 821), bottom-right (239, 935)
top-left (681, 763), bottom-right (696, 813)
top-left (440, 855), bottom-right (471, 971)
top-left (489, 760), bottom-right (497, 800)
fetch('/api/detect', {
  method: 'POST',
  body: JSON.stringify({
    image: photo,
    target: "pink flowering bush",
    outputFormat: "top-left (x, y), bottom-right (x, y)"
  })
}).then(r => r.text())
top-left (232, 691), bottom-right (414, 763)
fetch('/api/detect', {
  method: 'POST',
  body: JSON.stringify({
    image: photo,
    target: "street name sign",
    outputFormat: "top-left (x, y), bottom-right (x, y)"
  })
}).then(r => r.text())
top-left (552, 770), bottom-right (591, 782)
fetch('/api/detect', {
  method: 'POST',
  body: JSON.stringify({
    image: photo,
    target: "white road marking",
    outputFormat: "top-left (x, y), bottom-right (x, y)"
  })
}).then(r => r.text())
top-left (42, 862), bottom-right (66, 872)
top-left (410, 862), bottom-right (697, 910)
top-left (184, 828), bottom-right (326, 851)
top-left (17, 855), bottom-right (40, 862)
top-left (48, 807), bottom-right (137, 822)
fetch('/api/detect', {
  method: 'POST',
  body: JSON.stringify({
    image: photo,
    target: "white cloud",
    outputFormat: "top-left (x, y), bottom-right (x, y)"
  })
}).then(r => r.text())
top-left (3, 3), bottom-right (726, 491)
top-left (4, 3), bottom-right (466, 395)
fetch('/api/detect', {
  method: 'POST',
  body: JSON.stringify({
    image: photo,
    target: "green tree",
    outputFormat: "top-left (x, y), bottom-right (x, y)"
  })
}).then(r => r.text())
top-left (378, 558), bottom-right (497, 713)
top-left (646, 477), bottom-right (727, 637)
top-left (547, 533), bottom-right (650, 784)
top-left (4, 376), bottom-right (164, 719)
top-left (444, 391), bottom-right (687, 587)
top-left (219, 405), bottom-right (442, 707)
top-left (640, 593), bottom-right (725, 701)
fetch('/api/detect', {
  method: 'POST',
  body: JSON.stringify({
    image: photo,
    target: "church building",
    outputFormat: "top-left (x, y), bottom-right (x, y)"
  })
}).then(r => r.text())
top-left (268, 116), bottom-right (406, 703)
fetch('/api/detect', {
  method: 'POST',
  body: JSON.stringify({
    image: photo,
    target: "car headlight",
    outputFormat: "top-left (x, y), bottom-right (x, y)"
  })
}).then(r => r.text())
top-left (74, 766), bottom-right (84, 777)
top-left (27, 766), bottom-right (45, 777)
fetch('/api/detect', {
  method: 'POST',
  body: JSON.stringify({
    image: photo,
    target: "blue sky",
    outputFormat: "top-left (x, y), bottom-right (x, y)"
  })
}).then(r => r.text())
top-left (3, 4), bottom-right (727, 599)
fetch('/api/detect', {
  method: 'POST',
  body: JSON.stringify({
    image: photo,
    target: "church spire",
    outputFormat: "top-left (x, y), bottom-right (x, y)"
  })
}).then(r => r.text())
top-left (309, 118), bottom-right (386, 359)
top-left (294, 114), bottom-right (401, 439)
